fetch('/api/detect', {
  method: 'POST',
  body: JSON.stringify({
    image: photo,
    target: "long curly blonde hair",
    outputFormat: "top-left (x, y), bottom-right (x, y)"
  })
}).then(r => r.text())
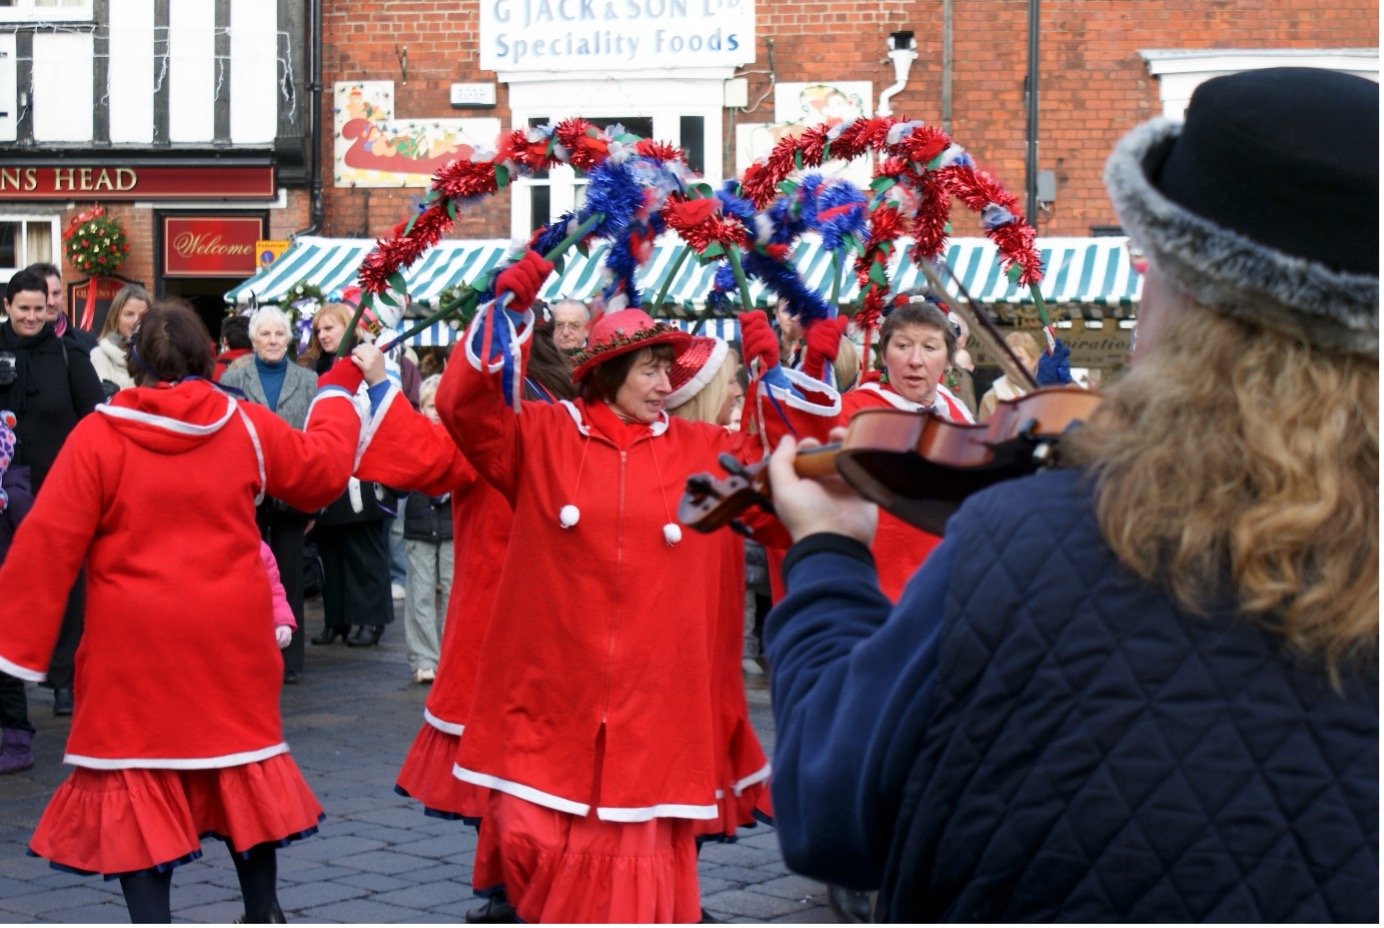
top-left (1065, 306), bottom-right (1378, 678)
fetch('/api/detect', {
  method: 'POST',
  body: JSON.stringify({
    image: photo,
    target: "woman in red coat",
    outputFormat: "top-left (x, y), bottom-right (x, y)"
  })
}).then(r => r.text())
top-left (665, 337), bottom-right (772, 844)
top-left (437, 252), bottom-right (819, 922)
top-left (744, 296), bottom-right (972, 604)
top-left (356, 321), bottom-right (575, 923)
top-left (0, 301), bottom-right (389, 923)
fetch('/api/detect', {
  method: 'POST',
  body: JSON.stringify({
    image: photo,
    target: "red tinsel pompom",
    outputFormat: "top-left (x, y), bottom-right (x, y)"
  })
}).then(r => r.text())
top-left (634, 138), bottom-right (683, 163)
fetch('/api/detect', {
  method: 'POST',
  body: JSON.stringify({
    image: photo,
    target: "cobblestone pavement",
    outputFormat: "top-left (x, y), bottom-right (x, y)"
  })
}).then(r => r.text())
top-left (0, 599), bottom-right (837, 923)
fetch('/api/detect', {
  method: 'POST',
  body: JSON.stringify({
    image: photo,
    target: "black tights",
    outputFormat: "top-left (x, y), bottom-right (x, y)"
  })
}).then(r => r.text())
top-left (118, 841), bottom-right (281, 923)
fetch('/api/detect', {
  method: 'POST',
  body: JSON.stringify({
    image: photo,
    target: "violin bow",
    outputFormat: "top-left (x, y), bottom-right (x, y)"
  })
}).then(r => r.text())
top-left (919, 259), bottom-right (1039, 392)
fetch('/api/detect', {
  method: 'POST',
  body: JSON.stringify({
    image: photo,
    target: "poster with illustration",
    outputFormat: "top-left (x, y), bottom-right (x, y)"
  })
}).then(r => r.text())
top-left (333, 81), bottom-right (500, 187)
top-left (736, 81), bottom-right (874, 186)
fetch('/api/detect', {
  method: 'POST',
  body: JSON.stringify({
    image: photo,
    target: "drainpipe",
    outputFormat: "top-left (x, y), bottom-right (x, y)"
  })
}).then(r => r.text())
top-left (293, 0), bottom-right (324, 237)
top-left (877, 31), bottom-right (917, 117)
top-left (941, 0), bottom-right (953, 133)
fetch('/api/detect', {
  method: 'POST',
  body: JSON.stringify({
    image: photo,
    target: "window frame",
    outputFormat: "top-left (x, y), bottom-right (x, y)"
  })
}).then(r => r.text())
top-left (0, 0), bottom-right (94, 23)
top-left (0, 213), bottom-right (62, 284)
top-left (503, 70), bottom-right (730, 241)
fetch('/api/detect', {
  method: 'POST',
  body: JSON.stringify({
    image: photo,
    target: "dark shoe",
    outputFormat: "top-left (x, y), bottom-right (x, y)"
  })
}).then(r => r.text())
top-left (310, 627), bottom-right (346, 645)
top-left (0, 728), bottom-right (34, 774)
top-left (700, 909), bottom-right (721, 923)
top-left (465, 895), bottom-right (517, 924)
top-left (235, 906), bottom-right (286, 924)
top-left (282, 670), bottom-right (300, 686)
top-left (827, 886), bottom-right (874, 923)
top-left (346, 625), bottom-right (384, 648)
top-left (52, 688), bottom-right (73, 717)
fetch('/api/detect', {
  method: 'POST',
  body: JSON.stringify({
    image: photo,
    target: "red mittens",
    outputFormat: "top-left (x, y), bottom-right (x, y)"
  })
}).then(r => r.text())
top-left (493, 250), bottom-right (555, 313)
top-left (738, 310), bottom-right (780, 373)
top-left (802, 315), bottom-right (850, 380)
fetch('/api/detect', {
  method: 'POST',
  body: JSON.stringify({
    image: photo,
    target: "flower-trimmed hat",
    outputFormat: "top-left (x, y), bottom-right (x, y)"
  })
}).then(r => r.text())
top-left (1103, 66), bottom-right (1378, 357)
top-left (570, 308), bottom-right (692, 383)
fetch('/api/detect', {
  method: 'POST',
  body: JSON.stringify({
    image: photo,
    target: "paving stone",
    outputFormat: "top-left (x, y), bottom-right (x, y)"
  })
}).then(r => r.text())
top-left (370, 879), bottom-right (474, 910)
top-left (770, 905), bottom-right (838, 922)
top-left (284, 833), bottom-right (388, 862)
top-left (701, 888), bottom-right (814, 920)
top-left (277, 878), bottom-right (372, 909)
top-left (278, 864), bottom-right (361, 884)
top-left (311, 897), bottom-right (431, 923)
top-left (331, 850), bottom-right (437, 876)
top-left (752, 873), bottom-right (826, 902)
top-left (36, 903), bottom-right (128, 924)
top-left (169, 880), bottom-right (241, 907)
top-left (0, 885), bottom-right (113, 917)
top-left (700, 863), bottom-right (782, 888)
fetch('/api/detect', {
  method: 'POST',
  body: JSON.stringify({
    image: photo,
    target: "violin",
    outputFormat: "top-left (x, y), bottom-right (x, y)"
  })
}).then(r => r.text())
top-left (679, 386), bottom-right (1101, 537)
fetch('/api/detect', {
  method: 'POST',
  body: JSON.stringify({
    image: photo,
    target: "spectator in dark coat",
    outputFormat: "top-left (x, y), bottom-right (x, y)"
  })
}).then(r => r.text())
top-left (762, 68), bottom-right (1378, 922)
top-left (0, 269), bottom-right (103, 717)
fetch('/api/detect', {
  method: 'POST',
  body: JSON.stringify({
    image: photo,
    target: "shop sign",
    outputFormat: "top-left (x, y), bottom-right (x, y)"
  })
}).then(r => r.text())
top-left (968, 319), bottom-right (1134, 371)
top-left (480, 0), bottom-right (755, 72)
top-left (67, 274), bottom-right (145, 335)
top-left (163, 216), bottom-right (265, 277)
top-left (0, 165), bottom-right (276, 200)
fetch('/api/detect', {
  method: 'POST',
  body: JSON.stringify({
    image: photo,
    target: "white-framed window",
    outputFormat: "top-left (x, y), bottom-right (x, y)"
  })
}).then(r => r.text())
top-left (0, 214), bottom-right (59, 282)
top-left (0, 0), bottom-right (92, 22)
top-left (505, 71), bottom-right (729, 240)
top-left (0, 33), bottom-right (15, 141)
top-left (1140, 48), bottom-right (1378, 118)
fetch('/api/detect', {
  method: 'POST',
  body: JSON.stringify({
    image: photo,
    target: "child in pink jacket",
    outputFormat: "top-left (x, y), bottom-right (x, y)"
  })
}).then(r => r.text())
top-left (261, 541), bottom-right (295, 649)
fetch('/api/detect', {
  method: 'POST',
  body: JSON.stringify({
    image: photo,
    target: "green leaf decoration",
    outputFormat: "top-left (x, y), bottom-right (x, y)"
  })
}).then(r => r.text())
top-left (870, 176), bottom-right (896, 194)
top-left (925, 153), bottom-right (945, 171)
top-left (691, 182), bottom-right (714, 198)
top-left (1006, 264), bottom-right (1023, 283)
top-left (494, 164), bottom-right (510, 189)
top-left (778, 180), bottom-right (798, 196)
top-left (701, 242), bottom-right (725, 259)
top-left (869, 261), bottom-right (889, 287)
top-left (446, 199), bottom-right (459, 221)
top-left (403, 212), bottom-right (419, 236)
top-left (793, 149), bottom-right (804, 170)
top-left (377, 290), bottom-right (398, 309)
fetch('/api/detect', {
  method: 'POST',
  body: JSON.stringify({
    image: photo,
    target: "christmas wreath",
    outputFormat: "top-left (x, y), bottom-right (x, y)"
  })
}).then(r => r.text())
top-left (62, 206), bottom-right (129, 278)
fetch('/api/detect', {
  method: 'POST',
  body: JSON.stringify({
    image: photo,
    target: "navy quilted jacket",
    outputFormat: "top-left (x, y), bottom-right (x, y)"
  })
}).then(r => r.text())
top-left (767, 467), bottom-right (1377, 923)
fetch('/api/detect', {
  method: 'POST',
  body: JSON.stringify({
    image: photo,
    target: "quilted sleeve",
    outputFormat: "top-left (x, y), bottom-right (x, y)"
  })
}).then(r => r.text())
top-left (765, 531), bottom-right (957, 889)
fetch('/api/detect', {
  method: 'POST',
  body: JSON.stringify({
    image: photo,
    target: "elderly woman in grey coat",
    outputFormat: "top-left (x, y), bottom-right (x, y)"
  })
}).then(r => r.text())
top-left (221, 305), bottom-right (318, 684)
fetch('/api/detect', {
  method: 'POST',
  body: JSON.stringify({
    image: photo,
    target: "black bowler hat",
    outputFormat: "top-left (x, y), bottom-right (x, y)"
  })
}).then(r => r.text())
top-left (1105, 67), bottom-right (1378, 356)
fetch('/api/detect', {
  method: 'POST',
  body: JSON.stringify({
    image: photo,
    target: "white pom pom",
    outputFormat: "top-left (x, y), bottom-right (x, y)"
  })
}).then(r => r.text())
top-left (558, 504), bottom-right (581, 529)
top-left (662, 523), bottom-right (682, 546)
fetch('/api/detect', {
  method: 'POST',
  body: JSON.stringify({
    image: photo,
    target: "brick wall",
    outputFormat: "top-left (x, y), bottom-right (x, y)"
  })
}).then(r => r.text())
top-left (321, 0), bottom-right (1377, 239)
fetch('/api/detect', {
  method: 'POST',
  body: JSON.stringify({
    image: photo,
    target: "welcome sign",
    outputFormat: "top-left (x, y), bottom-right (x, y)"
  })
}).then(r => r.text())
top-left (480, 0), bottom-right (756, 71)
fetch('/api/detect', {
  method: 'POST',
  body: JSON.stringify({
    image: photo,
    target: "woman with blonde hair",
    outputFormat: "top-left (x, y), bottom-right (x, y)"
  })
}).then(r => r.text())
top-left (761, 67), bottom-right (1377, 921)
top-left (976, 329), bottom-right (1040, 420)
top-left (89, 283), bottom-right (152, 394)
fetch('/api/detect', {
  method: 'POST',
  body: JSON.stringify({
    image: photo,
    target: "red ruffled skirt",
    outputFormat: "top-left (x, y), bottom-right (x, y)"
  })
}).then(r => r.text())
top-left (693, 717), bottom-right (775, 842)
top-left (394, 723), bottom-right (490, 822)
top-left (472, 791), bottom-right (702, 924)
top-left (29, 754), bottom-right (323, 878)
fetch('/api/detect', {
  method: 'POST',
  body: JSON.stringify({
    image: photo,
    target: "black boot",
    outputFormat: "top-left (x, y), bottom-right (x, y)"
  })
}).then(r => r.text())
top-left (465, 894), bottom-right (517, 924)
top-left (346, 625), bottom-right (384, 648)
top-left (310, 627), bottom-right (346, 645)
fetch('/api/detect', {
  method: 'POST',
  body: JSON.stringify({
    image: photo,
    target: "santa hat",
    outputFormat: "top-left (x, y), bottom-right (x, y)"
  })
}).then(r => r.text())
top-left (665, 336), bottom-right (729, 409)
top-left (570, 308), bottom-right (692, 384)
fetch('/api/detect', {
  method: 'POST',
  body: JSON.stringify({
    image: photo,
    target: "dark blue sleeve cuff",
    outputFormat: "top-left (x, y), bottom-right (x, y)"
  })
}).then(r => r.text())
top-left (782, 532), bottom-right (874, 578)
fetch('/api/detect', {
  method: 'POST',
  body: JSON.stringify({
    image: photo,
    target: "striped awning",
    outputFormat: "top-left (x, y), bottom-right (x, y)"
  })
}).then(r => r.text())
top-left (226, 234), bottom-right (1141, 317)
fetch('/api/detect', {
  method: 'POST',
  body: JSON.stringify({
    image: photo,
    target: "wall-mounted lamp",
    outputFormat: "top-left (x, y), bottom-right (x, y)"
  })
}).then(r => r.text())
top-left (878, 31), bottom-right (917, 117)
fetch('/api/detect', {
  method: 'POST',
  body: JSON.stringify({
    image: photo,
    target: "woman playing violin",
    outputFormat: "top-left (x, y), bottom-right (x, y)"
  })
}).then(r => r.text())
top-left (759, 67), bottom-right (1377, 922)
